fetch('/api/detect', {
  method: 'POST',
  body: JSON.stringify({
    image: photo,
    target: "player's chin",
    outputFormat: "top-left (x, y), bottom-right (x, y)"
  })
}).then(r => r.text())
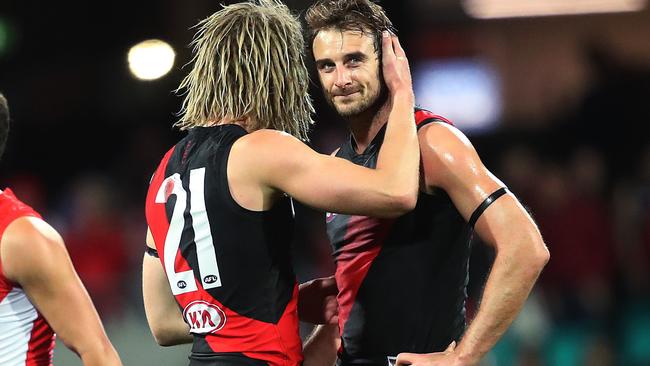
top-left (335, 107), bottom-right (356, 117)
top-left (334, 102), bottom-right (362, 117)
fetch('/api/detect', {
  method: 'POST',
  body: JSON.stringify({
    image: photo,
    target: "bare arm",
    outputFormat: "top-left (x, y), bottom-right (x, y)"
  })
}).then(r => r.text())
top-left (397, 123), bottom-right (549, 366)
top-left (228, 34), bottom-right (418, 218)
top-left (0, 217), bottom-right (122, 366)
top-left (142, 228), bottom-right (193, 346)
top-left (303, 324), bottom-right (341, 366)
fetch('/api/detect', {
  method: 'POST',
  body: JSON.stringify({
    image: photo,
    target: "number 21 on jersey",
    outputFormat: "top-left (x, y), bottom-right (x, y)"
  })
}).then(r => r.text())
top-left (155, 167), bottom-right (222, 295)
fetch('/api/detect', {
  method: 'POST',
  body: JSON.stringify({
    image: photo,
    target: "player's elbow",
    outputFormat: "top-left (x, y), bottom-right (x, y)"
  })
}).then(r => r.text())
top-left (149, 324), bottom-right (187, 347)
top-left (384, 189), bottom-right (418, 217)
top-left (519, 235), bottom-right (550, 274)
top-left (532, 238), bottom-right (550, 269)
top-left (395, 192), bottom-right (418, 215)
top-left (154, 337), bottom-right (175, 347)
top-left (152, 330), bottom-right (180, 347)
top-left (59, 335), bottom-right (120, 364)
top-left (496, 229), bottom-right (549, 277)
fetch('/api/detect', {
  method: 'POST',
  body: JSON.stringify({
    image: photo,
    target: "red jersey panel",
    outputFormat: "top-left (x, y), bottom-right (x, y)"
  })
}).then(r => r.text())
top-left (0, 189), bottom-right (56, 366)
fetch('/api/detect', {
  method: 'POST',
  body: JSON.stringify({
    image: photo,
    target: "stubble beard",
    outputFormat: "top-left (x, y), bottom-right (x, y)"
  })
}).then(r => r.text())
top-left (326, 82), bottom-right (387, 120)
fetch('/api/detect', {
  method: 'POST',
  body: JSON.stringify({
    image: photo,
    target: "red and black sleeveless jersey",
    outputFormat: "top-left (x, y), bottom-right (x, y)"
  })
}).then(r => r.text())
top-left (326, 109), bottom-right (472, 366)
top-left (145, 124), bottom-right (302, 366)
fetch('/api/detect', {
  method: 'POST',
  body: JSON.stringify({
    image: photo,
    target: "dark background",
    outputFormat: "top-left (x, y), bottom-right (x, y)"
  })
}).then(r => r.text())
top-left (1, 1), bottom-right (649, 365)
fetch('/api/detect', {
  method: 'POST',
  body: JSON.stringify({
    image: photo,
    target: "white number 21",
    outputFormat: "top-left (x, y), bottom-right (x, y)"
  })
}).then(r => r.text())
top-left (155, 167), bottom-right (222, 295)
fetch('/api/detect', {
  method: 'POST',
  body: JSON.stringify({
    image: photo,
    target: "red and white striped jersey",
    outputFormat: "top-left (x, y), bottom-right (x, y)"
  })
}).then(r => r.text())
top-left (0, 189), bottom-right (56, 366)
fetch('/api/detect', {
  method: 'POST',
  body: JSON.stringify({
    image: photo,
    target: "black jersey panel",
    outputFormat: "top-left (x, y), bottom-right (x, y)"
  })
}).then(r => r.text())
top-left (162, 125), bottom-right (295, 324)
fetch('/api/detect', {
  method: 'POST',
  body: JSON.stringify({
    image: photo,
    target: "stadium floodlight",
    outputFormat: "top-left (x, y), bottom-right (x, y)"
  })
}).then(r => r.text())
top-left (413, 59), bottom-right (502, 135)
top-left (462, 0), bottom-right (646, 19)
top-left (128, 39), bottom-right (176, 81)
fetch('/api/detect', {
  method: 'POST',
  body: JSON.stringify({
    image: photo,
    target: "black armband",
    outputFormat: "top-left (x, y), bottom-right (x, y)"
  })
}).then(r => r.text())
top-left (145, 246), bottom-right (159, 258)
top-left (468, 187), bottom-right (508, 228)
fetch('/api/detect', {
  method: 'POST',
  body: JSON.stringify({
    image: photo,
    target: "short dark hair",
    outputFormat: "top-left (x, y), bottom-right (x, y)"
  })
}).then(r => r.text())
top-left (0, 93), bottom-right (9, 161)
top-left (305, 0), bottom-right (394, 55)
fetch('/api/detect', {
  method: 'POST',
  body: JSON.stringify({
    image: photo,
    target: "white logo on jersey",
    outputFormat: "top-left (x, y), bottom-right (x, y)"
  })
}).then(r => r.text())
top-left (326, 212), bottom-right (337, 223)
top-left (183, 301), bottom-right (226, 334)
top-left (155, 168), bottom-right (223, 296)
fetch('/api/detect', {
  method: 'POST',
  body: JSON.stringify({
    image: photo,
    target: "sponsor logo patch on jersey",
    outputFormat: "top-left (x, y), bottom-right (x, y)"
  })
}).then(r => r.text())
top-left (204, 274), bottom-right (219, 284)
top-left (183, 300), bottom-right (227, 334)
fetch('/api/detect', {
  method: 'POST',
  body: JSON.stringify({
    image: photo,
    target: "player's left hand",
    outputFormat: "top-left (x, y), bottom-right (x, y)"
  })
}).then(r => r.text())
top-left (395, 342), bottom-right (469, 366)
top-left (381, 31), bottom-right (413, 104)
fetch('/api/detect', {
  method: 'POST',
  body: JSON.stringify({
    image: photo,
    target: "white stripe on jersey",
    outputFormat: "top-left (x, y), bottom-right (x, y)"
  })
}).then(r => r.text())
top-left (0, 287), bottom-right (38, 366)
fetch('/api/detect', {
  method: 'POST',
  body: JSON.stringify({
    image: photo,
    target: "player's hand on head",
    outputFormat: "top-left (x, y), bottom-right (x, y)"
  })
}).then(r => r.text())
top-left (381, 31), bottom-right (414, 103)
top-left (396, 342), bottom-right (467, 366)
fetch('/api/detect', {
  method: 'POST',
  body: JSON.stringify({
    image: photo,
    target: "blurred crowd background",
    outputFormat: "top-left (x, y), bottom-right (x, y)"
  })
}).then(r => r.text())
top-left (1, 1), bottom-right (649, 365)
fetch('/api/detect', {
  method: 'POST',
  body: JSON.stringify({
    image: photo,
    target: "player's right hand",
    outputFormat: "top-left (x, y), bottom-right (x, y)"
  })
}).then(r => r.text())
top-left (396, 342), bottom-right (467, 366)
top-left (381, 31), bottom-right (414, 104)
top-left (298, 276), bottom-right (339, 325)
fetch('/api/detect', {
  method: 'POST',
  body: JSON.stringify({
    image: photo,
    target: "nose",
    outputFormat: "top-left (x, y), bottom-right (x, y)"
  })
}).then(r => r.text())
top-left (334, 67), bottom-right (352, 89)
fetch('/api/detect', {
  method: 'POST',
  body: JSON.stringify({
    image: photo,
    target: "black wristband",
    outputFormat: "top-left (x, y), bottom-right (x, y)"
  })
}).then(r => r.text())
top-left (145, 246), bottom-right (159, 258)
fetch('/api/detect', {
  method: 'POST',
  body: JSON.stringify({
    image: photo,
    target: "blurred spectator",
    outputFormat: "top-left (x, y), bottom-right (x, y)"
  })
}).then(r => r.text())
top-left (514, 346), bottom-right (544, 366)
top-left (536, 149), bottom-right (615, 322)
top-left (612, 144), bottom-right (650, 365)
top-left (498, 144), bottom-right (542, 211)
top-left (3, 173), bottom-right (46, 212)
top-left (582, 335), bottom-right (615, 366)
top-left (62, 173), bottom-right (129, 319)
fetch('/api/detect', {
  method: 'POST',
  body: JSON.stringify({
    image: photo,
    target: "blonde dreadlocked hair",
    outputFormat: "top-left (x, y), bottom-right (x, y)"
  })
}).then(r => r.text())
top-left (175, 0), bottom-right (314, 141)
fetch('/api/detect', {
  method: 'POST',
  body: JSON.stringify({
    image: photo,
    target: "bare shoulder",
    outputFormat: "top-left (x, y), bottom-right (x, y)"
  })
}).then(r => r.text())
top-left (2, 216), bottom-right (63, 253)
top-left (417, 122), bottom-right (485, 189)
top-left (232, 129), bottom-right (311, 167)
top-left (417, 122), bottom-right (474, 158)
top-left (0, 216), bottom-right (65, 281)
top-left (227, 128), bottom-right (315, 200)
top-left (237, 129), bottom-right (300, 149)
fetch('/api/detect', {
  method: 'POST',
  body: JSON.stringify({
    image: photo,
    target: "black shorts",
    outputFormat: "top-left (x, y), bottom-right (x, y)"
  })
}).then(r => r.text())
top-left (189, 353), bottom-right (269, 366)
top-left (336, 356), bottom-right (390, 366)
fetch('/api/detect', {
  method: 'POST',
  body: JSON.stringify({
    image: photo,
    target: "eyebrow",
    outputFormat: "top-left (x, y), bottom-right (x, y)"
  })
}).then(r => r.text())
top-left (315, 58), bottom-right (333, 69)
top-left (344, 52), bottom-right (368, 62)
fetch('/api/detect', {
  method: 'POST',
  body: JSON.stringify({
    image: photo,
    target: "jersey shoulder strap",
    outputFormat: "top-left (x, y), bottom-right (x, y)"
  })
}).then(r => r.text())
top-left (414, 107), bottom-right (453, 130)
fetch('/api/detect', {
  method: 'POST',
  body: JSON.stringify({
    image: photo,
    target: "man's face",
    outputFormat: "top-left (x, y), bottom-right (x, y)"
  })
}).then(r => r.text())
top-left (312, 28), bottom-right (383, 118)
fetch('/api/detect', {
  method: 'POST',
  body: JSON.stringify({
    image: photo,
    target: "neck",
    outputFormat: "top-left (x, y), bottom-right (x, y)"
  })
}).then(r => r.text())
top-left (210, 117), bottom-right (251, 132)
top-left (347, 99), bottom-right (392, 154)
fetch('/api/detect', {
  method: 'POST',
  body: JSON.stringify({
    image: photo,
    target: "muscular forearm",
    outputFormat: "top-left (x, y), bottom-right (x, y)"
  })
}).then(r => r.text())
top-left (376, 90), bottom-right (418, 200)
top-left (76, 339), bottom-right (122, 366)
top-left (142, 250), bottom-right (193, 346)
top-left (152, 325), bottom-right (193, 346)
top-left (375, 33), bottom-right (418, 203)
top-left (456, 248), bottom-right (548, 365)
